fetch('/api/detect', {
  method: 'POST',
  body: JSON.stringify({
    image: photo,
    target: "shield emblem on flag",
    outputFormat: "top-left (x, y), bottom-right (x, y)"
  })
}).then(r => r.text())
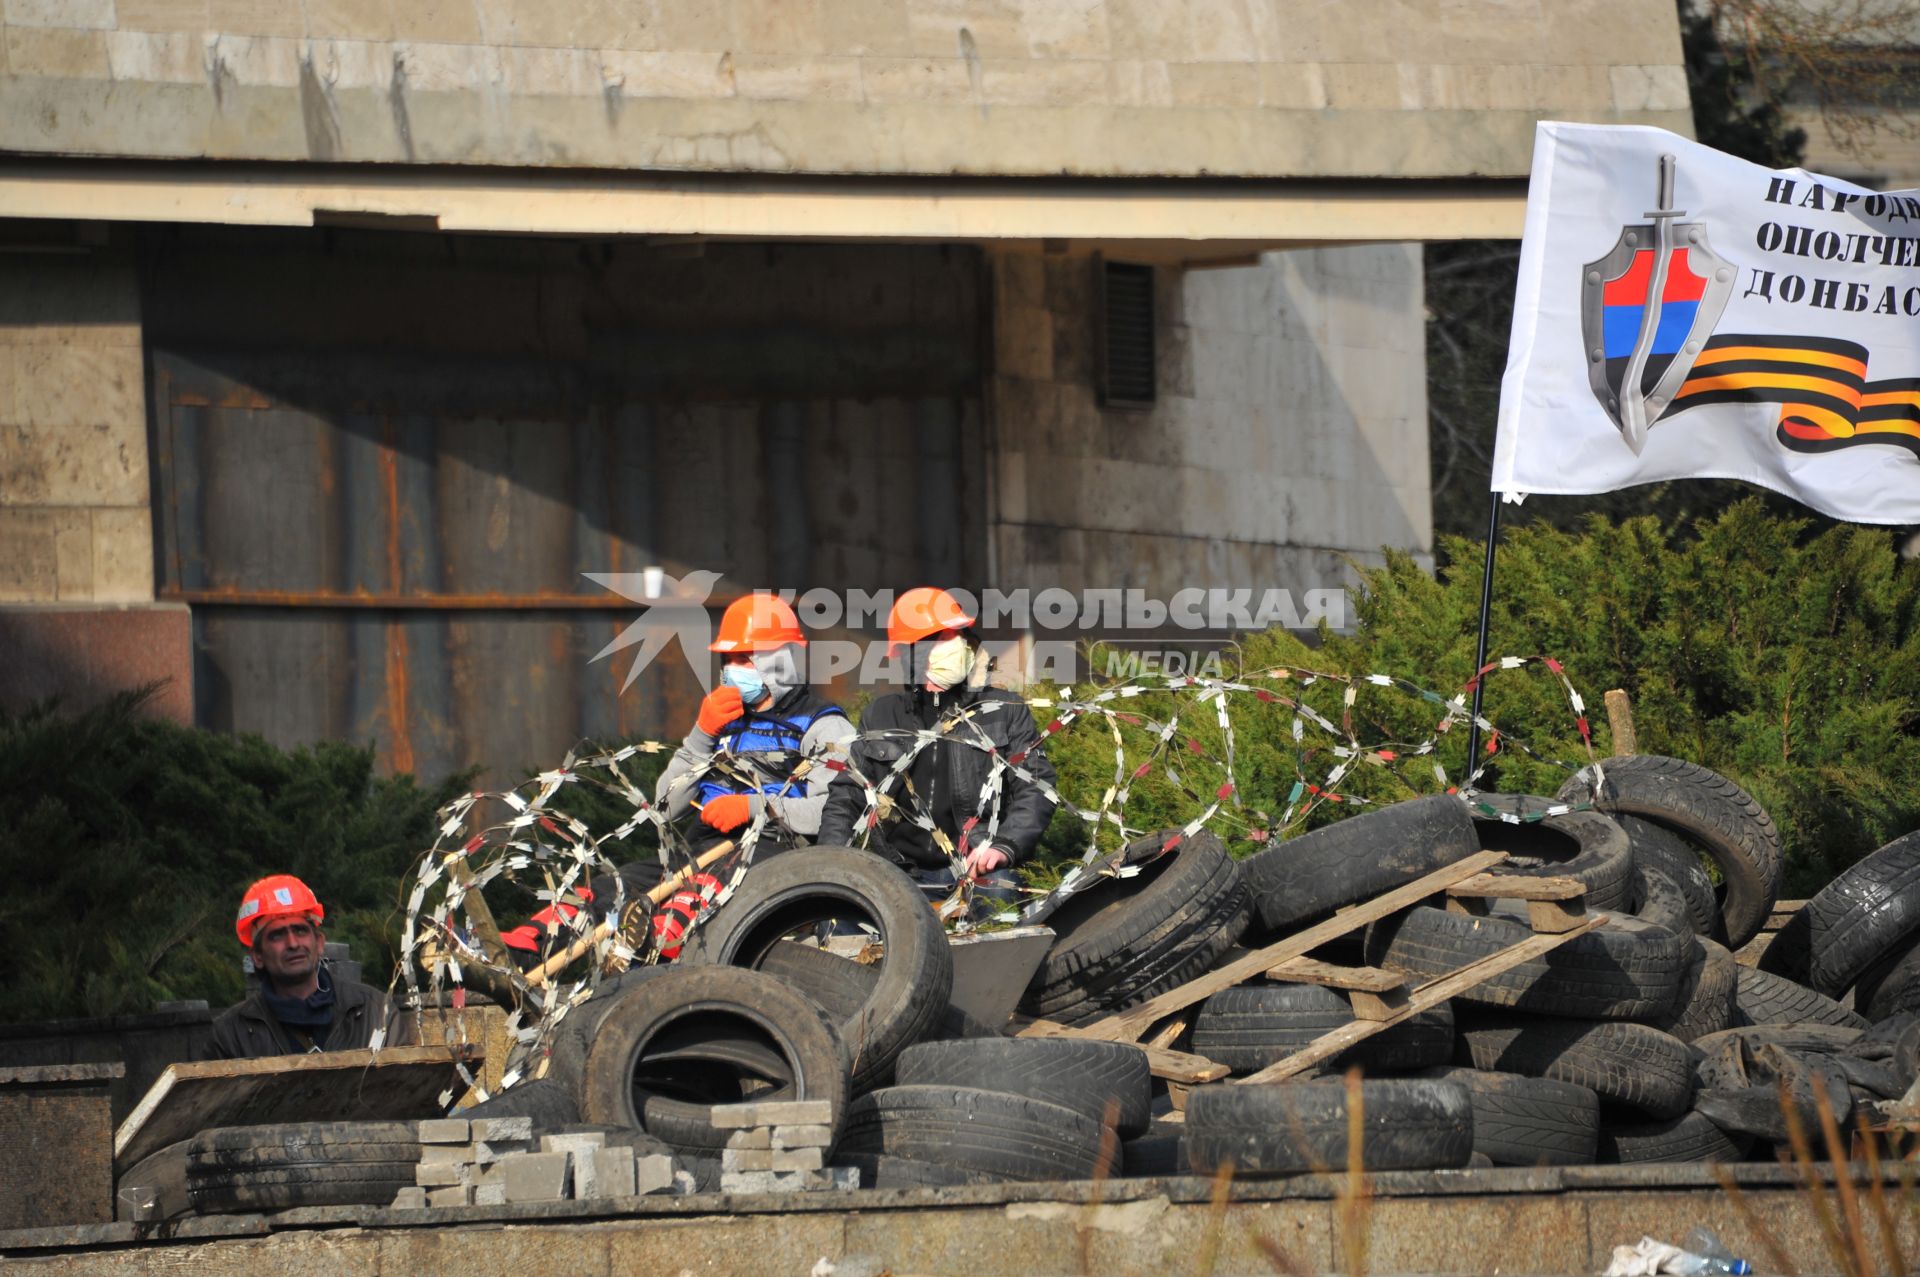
top-left (1581, 223), bottom-right (1735, 453)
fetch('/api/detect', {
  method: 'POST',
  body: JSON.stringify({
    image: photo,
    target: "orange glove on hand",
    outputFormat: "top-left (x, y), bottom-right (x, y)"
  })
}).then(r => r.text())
top-left (696, 686), bottom-right (745, 736)
top-left (700, 794), bottom-right (754, 833)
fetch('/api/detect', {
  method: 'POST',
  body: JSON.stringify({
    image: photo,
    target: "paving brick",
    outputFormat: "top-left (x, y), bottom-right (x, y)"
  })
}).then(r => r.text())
top-left (390, 1186), bottom-right (427, 1210)
top-left (770, 1124), bottom-right (832, 1149)
top-left (501, 1151), bottom-right (571, 1203)
top-left (770, 1147), bottom-right (824, 1172)
top-left (418, 1145), bottom-right (471, 1167)
top-left (590, 1147), bottom-right (635, 1199)
top-left (724, 1128), bottom-right (771, 1150)
top-left (473, 1140), bottom-right (531, 1164)
top-left (417, 1117), bottom-right (471, 1144)
top-left (470, 1116), bottom-right (533, 1143)
top-left (711, 1099), bottom-right (831, 1128)
top-left (570, 1148), bottom-right (599, 1200)
top-left (539, 1132), bottom-right (606, 1156)
top-left (473, 1182), bottom-right (506, 1206)
top-left (721, 1148), bottom-right (773, 1173)
top-left (636, 1154), bottom-right (677, 1196)
top-left (426, 1184), bottom-right (473, 1209)
top-left (414, 1161), bottom-right (471, 1187)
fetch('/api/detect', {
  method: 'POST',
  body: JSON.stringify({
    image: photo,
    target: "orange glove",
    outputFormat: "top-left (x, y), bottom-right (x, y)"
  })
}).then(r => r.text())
top-left (697, 686), bottom-right (745, 736)
top-left (700, 794), bottom-right (754, 832)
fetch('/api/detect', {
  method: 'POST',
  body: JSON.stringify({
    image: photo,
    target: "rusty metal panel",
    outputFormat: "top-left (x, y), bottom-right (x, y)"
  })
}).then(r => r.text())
top-left (141, 228), bottom-right (985, 785)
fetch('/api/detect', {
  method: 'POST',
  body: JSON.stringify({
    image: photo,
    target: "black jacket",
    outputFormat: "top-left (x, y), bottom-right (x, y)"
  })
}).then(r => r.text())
top-left (817, 680), bottom-right (1058, 869)
top-left (209, 971), bottom-right (405, 1060)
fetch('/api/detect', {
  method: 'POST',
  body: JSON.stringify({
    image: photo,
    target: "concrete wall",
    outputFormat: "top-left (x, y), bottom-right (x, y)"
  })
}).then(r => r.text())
top-left (0, 0), bottom-right (1692, 179)
top-left (0, 251), bottom-right (152, 607)
top-left (0, 248), bottom-right (192, 723)
top-left (989, 244), bottom-right (1428, 610)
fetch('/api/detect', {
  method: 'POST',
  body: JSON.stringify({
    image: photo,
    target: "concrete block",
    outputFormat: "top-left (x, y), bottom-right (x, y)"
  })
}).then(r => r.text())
top-left (417, 1118), bottom-right (471, 1144)
top-left (418, 1144), bottom-right (471, 1166)
top-left (209, 33), bottom-right (302, 86)
top-left (731, 54), bottom-right (863, 102)
top-left (770, 1147), bottom-right (824, 1172)
top-left (426, 1184), bottom-right (474, 1209)
top-left (306, 0), bottom-right (396, 41)
top-left (472, 1139), bottom-right (531, 1164)
top-left (470, 1116), bottom-right (532, 1142)
top-left (721, 1147), bottom-right (773, 1173)
top-left (825, 1166), bottom-right (860, 1191)
top-left (859, 56), bottom-right (973, 105)
top-left (4, 27), bottom-right (109, 80)
top-left (670, 1169), bottom-right (698, 1195)
top-left (105, 31), bottom-right (206, 82)
top-left (391, 0), bottom-right (483, 44)
top-left (539, 1131), bottom-right (606, 1156)
top-left (589, 1147), bottom-right (635, 1199)
top-left (1168, 61), bottom-right (1261, 109)
top-left (414, 1161), bottom-right (471, 1187)
top-left (501, 1151), bottom-right (571, 1203)
top-left (771, 1124), bottom-right (833, 1149)
top-left (1611, 62), bottom-right (1691, 114)
top-left (206, 0), bottom-right (305, 37)
top-left (724, 1128), bottom-right (772, 1150)
top-left (976, 58), bottom-right (1107, 108)
top-left (473, 1182), bottom-right (506, 1206)
top-left (390, 1186), bottom-right (427, 1210)
top-left (90, 507), bottom-right (153, 603)
top-left (570, 1147), bottom-right (599, 1200)
top-left (1107, 58), bottom-right (1173, 108)
top-left (114, 0), bottom-right (213, 33)
top-left (5, 0), bottom-right (115, 29)
top-left (636, 1154), bottom-right (677, 1196)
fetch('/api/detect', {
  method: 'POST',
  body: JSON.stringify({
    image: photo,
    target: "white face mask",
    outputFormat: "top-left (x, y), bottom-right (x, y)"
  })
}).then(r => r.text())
top-left (922, 635), bottom-right (972, 691)
top-left (750, 645), bottom-right (800, 701)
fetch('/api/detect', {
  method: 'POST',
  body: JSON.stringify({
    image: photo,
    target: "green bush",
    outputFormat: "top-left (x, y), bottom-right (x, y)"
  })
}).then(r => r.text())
top-left (0, 689), bottom-right (469, 1024)
top-left (1032, 500), bottom-right (1920, 897)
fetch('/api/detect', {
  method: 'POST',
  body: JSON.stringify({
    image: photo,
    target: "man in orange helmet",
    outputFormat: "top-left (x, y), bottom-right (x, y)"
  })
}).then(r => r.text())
top-left (655, 592), bottom-right (854, 856)
top-left (817, 587), bottom-right (1057, 906)
top-left (211, 875), bottom-right (405, 1058)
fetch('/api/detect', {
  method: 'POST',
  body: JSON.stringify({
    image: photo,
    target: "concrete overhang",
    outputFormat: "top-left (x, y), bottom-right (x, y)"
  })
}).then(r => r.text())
top-left (0, 159), bottom-right (1527, 257)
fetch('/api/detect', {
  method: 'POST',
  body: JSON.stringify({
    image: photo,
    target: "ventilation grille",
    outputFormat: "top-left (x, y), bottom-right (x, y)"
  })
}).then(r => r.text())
top-left (1098, 260), bottom-right (1156, 408)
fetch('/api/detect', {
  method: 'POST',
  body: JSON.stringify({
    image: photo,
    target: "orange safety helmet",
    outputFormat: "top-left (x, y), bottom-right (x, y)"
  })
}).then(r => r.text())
top-left (235, 874), bottom-right (325, 948)
top-left (887, 586), bottom-right (975, 654)
top-left (710, 593), bottom-right (807, 653)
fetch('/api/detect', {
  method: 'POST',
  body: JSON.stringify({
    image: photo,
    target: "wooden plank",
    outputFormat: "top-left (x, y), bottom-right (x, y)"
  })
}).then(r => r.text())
top-left (1012, 1016), bottom-right (1229, 1084)
top-left (1527, 898), bottom-right (1589, 934)
top-left (113, 1046), bottom-right (477, 1173)
top-left (1348, 988), bottom-right (1410, 1021)
top-left (1047, 849), bottom-right (1509, 1042)
top-left (1143, 1014), bottom-right (1192, 1052)
top-left (1447, 872), bottom-right (1585, 900)
top-left (1233, 912), bottom-right (1608, 1085)
top-left (1266, 957), bottom-right (1406, 993)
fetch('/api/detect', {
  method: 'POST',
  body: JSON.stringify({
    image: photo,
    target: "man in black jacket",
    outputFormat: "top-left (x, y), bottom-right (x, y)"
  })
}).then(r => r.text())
top-left (817, 587), bottom-right (1058, 905)
top-left (211, 875), bottom-right (407, 1059)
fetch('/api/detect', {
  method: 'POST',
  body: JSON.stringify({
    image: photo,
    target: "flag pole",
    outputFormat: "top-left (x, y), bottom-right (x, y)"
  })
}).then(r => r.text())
top-left (1462, 490), bottom-right (1504, 785)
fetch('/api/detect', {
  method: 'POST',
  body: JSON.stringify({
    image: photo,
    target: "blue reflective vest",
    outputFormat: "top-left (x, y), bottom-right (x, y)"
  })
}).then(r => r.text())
top-left (694, 692), bottom-right (847, 805)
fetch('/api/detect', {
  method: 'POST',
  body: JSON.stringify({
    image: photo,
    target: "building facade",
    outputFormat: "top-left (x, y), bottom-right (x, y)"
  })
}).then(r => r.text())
top-left (0, 0), bottom-right (1693, 779)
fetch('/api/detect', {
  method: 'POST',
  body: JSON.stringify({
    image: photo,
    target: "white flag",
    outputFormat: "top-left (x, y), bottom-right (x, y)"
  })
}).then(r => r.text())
top-left (1492, 122), bottom-right (1920, 525)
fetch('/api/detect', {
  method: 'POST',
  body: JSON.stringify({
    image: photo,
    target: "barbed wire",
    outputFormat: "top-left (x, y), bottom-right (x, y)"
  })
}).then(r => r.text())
top-left (394, 654), bottom-right (1603, 1102)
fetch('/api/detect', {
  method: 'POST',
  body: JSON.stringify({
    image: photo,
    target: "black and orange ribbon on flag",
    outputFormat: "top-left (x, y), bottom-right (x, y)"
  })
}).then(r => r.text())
top-left (1670, 334), bottom-right (1920, 457)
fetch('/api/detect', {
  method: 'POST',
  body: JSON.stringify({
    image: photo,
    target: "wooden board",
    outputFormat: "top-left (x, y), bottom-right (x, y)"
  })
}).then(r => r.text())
top-left (1447, 872), bottom-right (1585, 900)
top-left (1012, 1016), bottom-right (1229, 1084)
top-left (1266, 957), bottom-right (1406, 993)
top-left (1234, 912), bottom-right (1607, 1085)
top-left (1040, 849), bottom-right (1508, 1043)
top-left (113, 1046), bottom-right (478, 1173)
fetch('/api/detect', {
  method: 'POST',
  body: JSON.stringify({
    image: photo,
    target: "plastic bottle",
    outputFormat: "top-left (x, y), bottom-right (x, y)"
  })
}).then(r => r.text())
top-left (1670, 1228), bottom-right (1753, 1275)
